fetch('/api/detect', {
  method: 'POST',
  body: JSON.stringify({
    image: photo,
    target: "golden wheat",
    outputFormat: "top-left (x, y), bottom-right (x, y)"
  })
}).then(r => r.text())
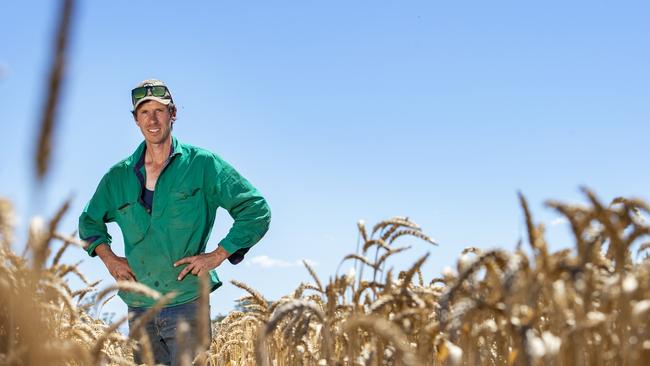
top-left (2, 188), bottom-right (649, 365)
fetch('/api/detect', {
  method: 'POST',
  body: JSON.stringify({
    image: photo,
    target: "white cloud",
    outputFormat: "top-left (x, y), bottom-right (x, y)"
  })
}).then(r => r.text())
top-left (245, 255), bottom-right (317, 269)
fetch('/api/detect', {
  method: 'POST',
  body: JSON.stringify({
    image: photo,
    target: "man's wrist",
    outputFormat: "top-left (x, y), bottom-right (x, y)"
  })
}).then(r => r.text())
top-left (211, 246), bottom-right (231, 260)
top-left (95, 243), bottom-right (117, 262)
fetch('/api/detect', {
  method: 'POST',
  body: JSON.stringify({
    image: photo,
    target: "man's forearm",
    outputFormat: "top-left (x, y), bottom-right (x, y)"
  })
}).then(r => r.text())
top-left (94, 243), bottom-right (117, 264)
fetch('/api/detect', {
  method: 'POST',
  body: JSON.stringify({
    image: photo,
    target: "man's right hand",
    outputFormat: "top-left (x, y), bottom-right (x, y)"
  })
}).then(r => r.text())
top-left (95, 243), bottom-right (137, 281)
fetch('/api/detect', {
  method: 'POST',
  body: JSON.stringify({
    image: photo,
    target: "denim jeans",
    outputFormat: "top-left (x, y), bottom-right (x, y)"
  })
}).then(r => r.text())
top-left (128, 299), bottom-right (211, 366)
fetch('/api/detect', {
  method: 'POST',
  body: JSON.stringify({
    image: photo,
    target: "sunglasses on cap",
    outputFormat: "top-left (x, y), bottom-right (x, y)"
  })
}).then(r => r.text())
top-left (131, 85), bottom-right (172, 106)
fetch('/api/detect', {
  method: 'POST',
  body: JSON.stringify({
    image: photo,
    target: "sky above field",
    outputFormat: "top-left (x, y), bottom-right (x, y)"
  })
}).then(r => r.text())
top-left (1, 1), bottom-right (649, 327)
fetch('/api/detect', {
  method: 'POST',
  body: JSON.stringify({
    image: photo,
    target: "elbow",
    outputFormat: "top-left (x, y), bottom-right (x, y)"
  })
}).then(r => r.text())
top-left (261, 199), bottom-right (272, 233)
top-left (251, 197), bottom-right (271, 240)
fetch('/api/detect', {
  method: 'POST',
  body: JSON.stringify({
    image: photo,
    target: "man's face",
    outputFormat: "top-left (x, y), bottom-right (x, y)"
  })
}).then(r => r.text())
top-left (134, 100), bottom-right (175, 144)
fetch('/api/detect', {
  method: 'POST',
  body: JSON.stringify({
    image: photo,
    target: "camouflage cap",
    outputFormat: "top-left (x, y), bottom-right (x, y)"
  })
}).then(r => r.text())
top-left (131, 79), bottom-right (174, 112)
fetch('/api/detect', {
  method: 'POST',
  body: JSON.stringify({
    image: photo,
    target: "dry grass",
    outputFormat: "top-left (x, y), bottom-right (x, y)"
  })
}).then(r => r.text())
top-left (0, 197), bottom-right (211, 366)
top-left (35, 0), bottom-right (74, 181)
top-left (2, 189), bottom-right (650, 365)
top-left (210, 191), bottom-right (650, 366)
top-left (0, 198), bottom-right (135, 365)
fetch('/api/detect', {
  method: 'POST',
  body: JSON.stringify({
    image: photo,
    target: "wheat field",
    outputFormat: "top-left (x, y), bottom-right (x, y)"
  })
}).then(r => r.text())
top-left (4, 1), bottom-right (648, 363)
top-left (1, 189), bottom-right (649, 365)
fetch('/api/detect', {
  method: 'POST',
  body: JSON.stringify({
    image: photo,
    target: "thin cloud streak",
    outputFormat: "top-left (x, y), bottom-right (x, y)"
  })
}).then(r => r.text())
top-left (245, 255), bottom-right (317, 269)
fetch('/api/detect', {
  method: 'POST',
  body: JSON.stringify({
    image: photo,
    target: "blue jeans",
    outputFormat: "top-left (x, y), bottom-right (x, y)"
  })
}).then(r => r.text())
top-left (128, 300), bottom-right (211, 366)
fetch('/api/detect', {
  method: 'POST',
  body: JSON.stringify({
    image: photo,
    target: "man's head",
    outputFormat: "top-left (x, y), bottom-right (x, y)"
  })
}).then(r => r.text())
top-left (131, 79), bottom-right (175, 114)
top-left (132, 79), bottom-right (177, 144)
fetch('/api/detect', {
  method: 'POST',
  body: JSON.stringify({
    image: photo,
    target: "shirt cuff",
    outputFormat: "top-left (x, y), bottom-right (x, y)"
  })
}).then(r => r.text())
top-left (218, 238), bottom-right (251, 265)
top-left (83, 236), bottom-right (110, 257)
top-left (227, 247), bottom-right (250, 265)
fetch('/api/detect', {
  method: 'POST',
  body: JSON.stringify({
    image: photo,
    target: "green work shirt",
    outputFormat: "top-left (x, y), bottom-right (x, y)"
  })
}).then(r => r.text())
top-left (78, 136), bottom-right (271, 307)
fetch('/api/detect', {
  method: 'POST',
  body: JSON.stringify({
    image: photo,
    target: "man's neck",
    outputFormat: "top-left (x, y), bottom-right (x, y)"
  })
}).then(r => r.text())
top-left (145, 136), bottom-right (172, 166)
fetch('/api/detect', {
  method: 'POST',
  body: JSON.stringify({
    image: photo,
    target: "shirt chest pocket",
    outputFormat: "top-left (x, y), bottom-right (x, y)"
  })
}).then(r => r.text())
top-left (168, 187), bottom-right (203, 229)
top-left (115, 202), bottom-right (149, 244)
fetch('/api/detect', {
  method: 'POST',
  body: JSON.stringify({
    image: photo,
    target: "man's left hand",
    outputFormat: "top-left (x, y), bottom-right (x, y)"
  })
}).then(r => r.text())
top-left (174, 247), bottom-right (230, 281)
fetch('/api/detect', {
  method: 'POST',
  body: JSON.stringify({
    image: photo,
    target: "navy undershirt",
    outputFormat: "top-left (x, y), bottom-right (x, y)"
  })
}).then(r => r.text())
top-left (142, 187), bottom-right (154, 210)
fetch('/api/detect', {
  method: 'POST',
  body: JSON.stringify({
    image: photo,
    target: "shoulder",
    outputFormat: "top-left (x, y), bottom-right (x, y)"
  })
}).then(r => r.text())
top-left (178, 142), bottom-right (231, 170)
top-left (109, 157), bottom-right (131, 175)
top-left (100, 156), bottom-right (132, 184)
top-left (179, 141), bottom-right (212, 158)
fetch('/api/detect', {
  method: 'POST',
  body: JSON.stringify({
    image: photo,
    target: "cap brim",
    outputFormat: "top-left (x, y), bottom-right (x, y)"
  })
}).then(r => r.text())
top-left (133, 96), bottom-right (172, 111)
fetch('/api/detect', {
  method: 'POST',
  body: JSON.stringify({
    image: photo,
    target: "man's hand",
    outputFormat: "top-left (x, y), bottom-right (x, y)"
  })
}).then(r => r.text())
top-left (174, 246), bottom-right (230, 281)
top-left (95, 243), bottom-right (137, 282)
top-left (105, 256), bottom-right (137, 281)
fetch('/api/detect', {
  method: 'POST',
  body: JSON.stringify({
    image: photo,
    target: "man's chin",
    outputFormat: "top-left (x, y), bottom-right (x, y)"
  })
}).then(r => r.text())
top-left (143, 133), bottom-right (170, 145)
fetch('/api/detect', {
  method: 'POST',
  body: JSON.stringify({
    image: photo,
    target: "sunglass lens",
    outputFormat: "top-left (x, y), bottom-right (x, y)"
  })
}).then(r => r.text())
top-left (132, 87), bottom-right (147, 100)
top-left (151, 86), bottom-right (167, 97)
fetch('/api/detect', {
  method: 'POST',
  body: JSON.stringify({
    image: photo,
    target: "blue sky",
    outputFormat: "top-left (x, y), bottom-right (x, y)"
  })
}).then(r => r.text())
top-left (1, 1), bottom-right (649, 325)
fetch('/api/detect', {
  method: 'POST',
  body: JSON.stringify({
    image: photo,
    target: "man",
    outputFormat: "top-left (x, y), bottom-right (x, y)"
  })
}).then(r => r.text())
top-left (78, 79), bottom-right (271, 365)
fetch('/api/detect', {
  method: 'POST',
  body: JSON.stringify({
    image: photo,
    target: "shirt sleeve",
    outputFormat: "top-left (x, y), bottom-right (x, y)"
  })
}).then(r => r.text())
top-left (78, 173), bottom-right (115, 257)
top-left (227, 247), bottom-right (251, 265)
top-left (208, 155), bottom-right (271, 261)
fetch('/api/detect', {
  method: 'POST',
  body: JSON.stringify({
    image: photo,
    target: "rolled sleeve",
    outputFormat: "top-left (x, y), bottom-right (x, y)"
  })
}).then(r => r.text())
top-left (210, 156), bottom-right (271, 260)
top-left (78, 174), bottom-right (115, 257)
